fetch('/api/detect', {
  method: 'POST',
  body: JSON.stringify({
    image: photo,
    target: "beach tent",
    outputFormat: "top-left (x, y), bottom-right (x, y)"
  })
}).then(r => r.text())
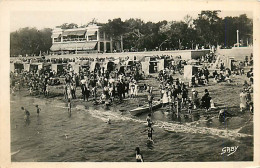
top-left (24, 63), bottom-right (30, 72)
top-left (141, 61), bottom-right (149, 75)
top-left (51, 64), bottom-right (65, 74)
top-left (183, 65), bottom-right (199, 80)
top-left (104, 61), bottom-right (115, 72)
top-left (10, 63), bottom-right (15, 72)
top-left (157, 59), bottom-right (165, 71)
top-left (29, 63), bottom-right (43, 72)
top-left (73, 64), bottom-right (80, 74)
top-left (80, 60), bottom-right (89, 65)
top-left (89, 61), bottom-right (101, 72)
top-left (30, 64), bottom-right (39, 72)
top-left (118, 65), bottom-right (125, 74)
top-left (89, 61), bottom-right (96, 72)
top-left (14, 62), bottom-right (24, 73)
top-left (225, 57), bottom-right (235, 71)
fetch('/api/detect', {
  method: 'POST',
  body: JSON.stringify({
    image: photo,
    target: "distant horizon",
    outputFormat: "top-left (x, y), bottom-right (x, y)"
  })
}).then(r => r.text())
top-left (10, 11), bottom-right (253, 32)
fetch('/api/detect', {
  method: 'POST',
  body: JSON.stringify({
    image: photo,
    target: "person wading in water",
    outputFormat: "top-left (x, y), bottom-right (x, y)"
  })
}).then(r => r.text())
top-left (135, 147), bottom-right (144, 162)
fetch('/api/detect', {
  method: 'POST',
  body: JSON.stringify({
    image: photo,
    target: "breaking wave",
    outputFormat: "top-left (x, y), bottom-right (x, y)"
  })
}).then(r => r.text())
top-left (74, 105), bottom-right (251, 140)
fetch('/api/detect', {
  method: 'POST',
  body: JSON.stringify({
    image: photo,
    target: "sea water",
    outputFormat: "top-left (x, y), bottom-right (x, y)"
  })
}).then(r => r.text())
top-left (10, 95), bottom-right (253, 162)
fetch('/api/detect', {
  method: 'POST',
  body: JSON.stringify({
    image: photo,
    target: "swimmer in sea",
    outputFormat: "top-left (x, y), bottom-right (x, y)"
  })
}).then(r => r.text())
top-left (107, 118), bottom-right (111, 124)
top-left (146, 113), bottom-right (152, 126)
top-left (135, 147), bottom-right (144, 162)
top-left (142, 123), bottom-right (154, 142)
top-left (35, 105), bottom-right (41, 116)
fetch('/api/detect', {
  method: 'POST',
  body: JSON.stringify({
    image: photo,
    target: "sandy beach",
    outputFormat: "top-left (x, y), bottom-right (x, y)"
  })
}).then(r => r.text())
top-left (10, 72), bottom-right (253, 161)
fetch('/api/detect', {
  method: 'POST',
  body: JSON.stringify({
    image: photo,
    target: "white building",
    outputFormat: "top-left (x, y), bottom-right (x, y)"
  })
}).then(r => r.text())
top-left (50, 24), bottom-right (112, 54)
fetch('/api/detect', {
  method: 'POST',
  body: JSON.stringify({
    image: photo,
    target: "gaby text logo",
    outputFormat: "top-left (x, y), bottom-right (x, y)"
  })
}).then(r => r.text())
top-left (221, 146), bottom-right (239, 156)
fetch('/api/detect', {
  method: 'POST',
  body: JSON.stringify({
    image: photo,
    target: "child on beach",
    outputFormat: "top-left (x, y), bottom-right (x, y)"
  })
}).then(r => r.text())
top-left (187, 98), bottom-right (193, 114)
top-left (35, 105), bottom-right (41, 116)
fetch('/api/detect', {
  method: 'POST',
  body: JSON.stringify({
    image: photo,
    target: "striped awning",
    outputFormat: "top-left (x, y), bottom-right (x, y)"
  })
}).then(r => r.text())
top-left (51, 42), bottom-right (97, 51)
top-left (50, 44), bottom-right (61, 51)
top-left (62, 30), bottom-right (86, 36)
top-left (75, 30), bottom-right (86, 36)
top-left (51, 34), bottom-right (61, 38)
top-left (62, 31), bottom-right (71, 36)
top-left (60, 43), bottom-right (69, 50)
top-left (86, 30), bottom-right (97, 36)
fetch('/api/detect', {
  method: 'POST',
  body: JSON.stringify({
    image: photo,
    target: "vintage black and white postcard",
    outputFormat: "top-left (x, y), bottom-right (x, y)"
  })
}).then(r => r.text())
top-left (0, 0), bottom-right (259, 168)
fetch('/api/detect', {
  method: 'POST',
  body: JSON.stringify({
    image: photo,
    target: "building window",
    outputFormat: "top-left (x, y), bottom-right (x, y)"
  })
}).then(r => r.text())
top-left (87, 31), bottom-right (97, 41)
top-left (54, 37), bottom-right (61, 42)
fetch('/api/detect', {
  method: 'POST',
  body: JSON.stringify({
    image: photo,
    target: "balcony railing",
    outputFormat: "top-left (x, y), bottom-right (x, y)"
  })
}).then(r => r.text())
top-left (63, 38), bottom-right (87, 42)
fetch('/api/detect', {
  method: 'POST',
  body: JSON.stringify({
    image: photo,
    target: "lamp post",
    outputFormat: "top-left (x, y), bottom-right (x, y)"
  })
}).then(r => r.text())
top-left (236, 30), bottom-right (239, 47)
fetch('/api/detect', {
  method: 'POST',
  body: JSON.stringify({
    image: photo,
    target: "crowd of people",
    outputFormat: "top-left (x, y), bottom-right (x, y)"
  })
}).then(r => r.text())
top-left (11, 52), bottom-right (254, 162)
top-left (156, 68), bottom-right (213, 116)
top-left (11, 53), bottom-right (253, 118)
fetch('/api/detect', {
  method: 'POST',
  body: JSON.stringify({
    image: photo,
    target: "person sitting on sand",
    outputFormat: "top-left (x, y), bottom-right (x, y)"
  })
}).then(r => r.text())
top-left (218, 109), bottom-right (232, 122)
top-left (210, 99), bottom-right (216, 109)
top-left (225, 74), bottom-right (232, 83)
top-left (99, 91), bottom-right (106, 104)
top-left (135, 147), bottom-right (144, 162)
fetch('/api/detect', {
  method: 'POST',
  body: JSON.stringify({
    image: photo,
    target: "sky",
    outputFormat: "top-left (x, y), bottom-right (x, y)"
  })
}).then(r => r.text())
top-left (10, 10), bottom-right (253, 32)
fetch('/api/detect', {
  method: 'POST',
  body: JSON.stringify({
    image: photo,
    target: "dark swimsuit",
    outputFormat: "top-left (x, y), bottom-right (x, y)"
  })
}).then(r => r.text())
top-left (148, 128), bottom-right (153, 138)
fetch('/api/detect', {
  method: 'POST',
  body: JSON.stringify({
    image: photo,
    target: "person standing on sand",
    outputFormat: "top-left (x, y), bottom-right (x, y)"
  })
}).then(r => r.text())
top-left (35, 105), bottom-right (41, 117)
top-left (64, 84), bottom-right (68, 100)
top-left (21, 107), bottom-right (30, 123)
top-left (201, 89), bottom-right (211, 112)
top-left (176, 98), bottom-right (181, 116)
top-left (187, 98), bottom-right (193, 114)
top-left (161, 87), bottom-right (168, 107)
top-left (148, 91), bottom-right (153, 112)
top-left (240, 89), bottom-right (247, 112)
top-left (67, 85), bottom-right (72, 116)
